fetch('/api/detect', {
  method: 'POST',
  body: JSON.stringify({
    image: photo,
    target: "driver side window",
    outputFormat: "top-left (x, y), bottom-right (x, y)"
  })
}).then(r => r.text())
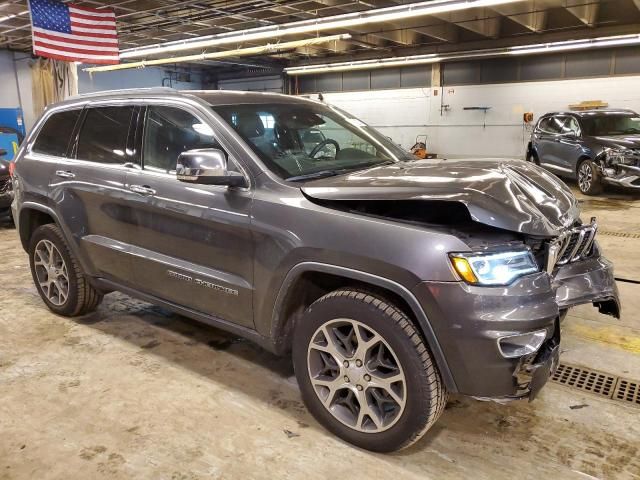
top-left (143, 106), bottom-right (224, 173)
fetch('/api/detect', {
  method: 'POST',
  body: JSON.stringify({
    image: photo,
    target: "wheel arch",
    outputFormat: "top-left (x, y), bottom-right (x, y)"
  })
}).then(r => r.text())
top-left (271, 262), bottom-right (458, 392)
top-left (18, 203), bottom-right (59, 251)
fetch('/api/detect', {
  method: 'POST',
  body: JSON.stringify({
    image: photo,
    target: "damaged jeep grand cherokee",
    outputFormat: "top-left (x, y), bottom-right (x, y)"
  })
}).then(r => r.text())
top-left (11, 89), bottom-right (620, 452)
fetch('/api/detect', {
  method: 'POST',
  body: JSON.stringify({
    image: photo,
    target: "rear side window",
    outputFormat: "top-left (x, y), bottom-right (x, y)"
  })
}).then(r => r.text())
top-left (77, 106), bottom-right (135, 164)
top-left (32, 109), bottom-right (82, 157)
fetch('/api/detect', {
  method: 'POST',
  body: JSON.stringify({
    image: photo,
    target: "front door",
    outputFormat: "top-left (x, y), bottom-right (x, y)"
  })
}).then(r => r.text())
top-left (125, 105), bottom-right (254, 328)
top-left (554, 116), bottom-right (582, 175)
top-left (52, 105), bottom-right (138, 282)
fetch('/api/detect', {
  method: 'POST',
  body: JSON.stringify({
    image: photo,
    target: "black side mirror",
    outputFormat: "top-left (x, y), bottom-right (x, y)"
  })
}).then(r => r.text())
top-left (176, 149), bottom-right (247, 188)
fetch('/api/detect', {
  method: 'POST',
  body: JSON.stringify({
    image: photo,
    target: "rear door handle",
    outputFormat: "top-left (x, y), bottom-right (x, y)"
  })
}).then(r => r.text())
top-left (129, 184), bottom-right (156, 196)
top-left (55, 170), bottom-right (75, 179)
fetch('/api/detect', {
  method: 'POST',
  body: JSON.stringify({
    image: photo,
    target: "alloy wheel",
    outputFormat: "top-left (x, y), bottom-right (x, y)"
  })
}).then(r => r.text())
top-left (307, 319), bottom-right (407, 433)
top-left (33, 239), bottom-right (69, 306)
top-left (578, 162), bottom-right (593, 193)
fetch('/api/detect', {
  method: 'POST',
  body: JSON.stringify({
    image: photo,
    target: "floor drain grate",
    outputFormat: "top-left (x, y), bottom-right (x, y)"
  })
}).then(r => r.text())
top-left (614, 379), bottom-right (640, 406)
top-left (598, 230), bottom-right (640, 239)
top-left (551, 363), bottom-right (640, 408)
top-left (551, 363), bottom-right (616, 397)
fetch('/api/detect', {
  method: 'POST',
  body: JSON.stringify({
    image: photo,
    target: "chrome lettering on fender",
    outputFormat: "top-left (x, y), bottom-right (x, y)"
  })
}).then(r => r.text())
top-left (167, 270), bottom-right (238, 296)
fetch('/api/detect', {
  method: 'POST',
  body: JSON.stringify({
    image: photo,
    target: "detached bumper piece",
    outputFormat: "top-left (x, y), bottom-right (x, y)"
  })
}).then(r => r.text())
top-left (513, 322), bottom-right (561, 401)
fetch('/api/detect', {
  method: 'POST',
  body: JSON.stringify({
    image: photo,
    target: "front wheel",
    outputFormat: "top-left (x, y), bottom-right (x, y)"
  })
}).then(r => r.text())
top-left (577, 159), bottom-right (603, 195)
top-left (292, 289), bottom-right (447, 452)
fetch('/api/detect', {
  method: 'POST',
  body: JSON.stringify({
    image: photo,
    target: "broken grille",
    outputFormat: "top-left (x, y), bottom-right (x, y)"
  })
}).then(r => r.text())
top-left (551, 362), bottom-right (640, 408)
top-left (546, 219), bottom-right (597, 273)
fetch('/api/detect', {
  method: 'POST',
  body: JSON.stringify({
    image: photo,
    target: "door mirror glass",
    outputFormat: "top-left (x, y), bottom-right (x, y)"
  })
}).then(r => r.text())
top-left (176, 149), bottom-right (247, 187)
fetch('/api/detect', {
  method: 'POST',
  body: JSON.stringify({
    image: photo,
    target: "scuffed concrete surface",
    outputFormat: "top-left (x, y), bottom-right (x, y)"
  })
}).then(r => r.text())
top-left (1, 186), bottom-right (639, 480)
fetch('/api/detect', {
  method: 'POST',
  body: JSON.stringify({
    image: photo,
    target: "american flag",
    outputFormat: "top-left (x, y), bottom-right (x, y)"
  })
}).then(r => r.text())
top-left (28, 0), bottom-right (119, 65)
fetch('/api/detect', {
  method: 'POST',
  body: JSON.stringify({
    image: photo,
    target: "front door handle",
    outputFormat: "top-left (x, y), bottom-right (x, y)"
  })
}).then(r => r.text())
top-left (55, 170), bottom-right (75, 179)
top-left (129, 184), bottom-right (156, 196)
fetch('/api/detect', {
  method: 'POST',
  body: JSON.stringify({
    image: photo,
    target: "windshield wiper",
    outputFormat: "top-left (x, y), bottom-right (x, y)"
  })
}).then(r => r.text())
top-left (286, 169), bottom-right (347, 182)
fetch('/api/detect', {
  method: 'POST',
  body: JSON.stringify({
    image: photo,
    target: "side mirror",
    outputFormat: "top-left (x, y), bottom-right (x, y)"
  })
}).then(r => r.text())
top-left (176, 149), bottom-right (247, 188)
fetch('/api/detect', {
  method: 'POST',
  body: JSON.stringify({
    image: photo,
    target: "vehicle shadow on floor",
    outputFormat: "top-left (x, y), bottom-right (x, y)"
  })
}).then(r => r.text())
top-left (65, 292), bottom-right (640, 477)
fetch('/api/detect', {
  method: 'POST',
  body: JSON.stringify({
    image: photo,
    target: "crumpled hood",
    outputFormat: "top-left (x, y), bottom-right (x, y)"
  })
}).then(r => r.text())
top-left (591, 135), bottom-right (640, 150)
top-left (301, 158), bottom-right (580, 237)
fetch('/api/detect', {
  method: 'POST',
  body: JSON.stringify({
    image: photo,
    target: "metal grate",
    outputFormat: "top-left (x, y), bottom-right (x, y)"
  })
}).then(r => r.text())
top-left (614, 379), bottom-right (640, 406)
top-left (551, 363), bottom-right (640, 408)
top-left (598, 230), bottom-right (640, 239)
top-left (551, 363), bottom-right (616, 397)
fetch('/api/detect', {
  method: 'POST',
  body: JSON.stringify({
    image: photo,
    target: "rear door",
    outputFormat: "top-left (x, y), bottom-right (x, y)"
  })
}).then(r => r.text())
top-left (125, 104), bottom-right (255, 327)
top-left (52, 104), bottom-right (139, 282)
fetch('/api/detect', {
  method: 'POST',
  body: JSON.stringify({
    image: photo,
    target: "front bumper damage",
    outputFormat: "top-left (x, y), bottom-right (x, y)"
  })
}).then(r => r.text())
top-left (414, 251), bottom-right (620, 401)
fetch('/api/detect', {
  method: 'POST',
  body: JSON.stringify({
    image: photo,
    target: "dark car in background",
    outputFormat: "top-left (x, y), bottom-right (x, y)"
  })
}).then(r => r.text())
top-left (0, 156), bottom-right (14, 223)
top-left (527, 109), bottom-right (640, 195)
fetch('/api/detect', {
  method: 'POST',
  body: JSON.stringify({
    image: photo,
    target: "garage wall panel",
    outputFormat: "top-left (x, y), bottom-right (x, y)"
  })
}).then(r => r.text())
top-left (614, 47), bottom-right (640, 74)
top-left (520, 54), bottom-right (564, 81)
top-left (343, 70), bottom-right (370, 91)
top-left (565, 50), bottom-right (611, 78)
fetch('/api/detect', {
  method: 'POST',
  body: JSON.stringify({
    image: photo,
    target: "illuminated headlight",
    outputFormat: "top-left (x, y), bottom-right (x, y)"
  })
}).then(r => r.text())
top-left (449, 250), bottom-right (539, 286)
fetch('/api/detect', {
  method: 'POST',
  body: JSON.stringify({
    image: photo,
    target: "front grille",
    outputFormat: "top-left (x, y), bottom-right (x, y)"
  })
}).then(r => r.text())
top-left (546, 219), bottom-right (597, 272)
top-left (0, 177), bottom-right (11, 195)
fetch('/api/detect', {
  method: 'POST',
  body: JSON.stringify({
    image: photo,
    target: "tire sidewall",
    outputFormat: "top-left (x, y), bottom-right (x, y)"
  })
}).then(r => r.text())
top-left (29, 225), bottom-right (80, 316)
top-left (577, 159), bottom-right (602, 195)
top-left (292, 293), bottom-right (438, 452)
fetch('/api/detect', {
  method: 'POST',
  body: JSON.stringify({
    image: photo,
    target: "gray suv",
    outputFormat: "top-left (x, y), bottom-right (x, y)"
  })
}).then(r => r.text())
top-left (527, 109), bottom-right (640, 195)
top-left (11, 88), bottom-right (620, 452)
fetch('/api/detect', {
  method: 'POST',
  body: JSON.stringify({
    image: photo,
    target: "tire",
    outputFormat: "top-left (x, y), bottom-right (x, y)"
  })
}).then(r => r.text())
top-left (292, 289), bottom-right (447, 452)
top-left (29, 224), bottom-right (103, 316)
top-left (577, 159), bottom-right (603, 195)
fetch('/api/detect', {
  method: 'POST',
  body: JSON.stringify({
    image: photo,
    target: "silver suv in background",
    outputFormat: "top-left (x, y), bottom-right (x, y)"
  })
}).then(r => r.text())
top-left (11, 88), bottom-right (620, 452)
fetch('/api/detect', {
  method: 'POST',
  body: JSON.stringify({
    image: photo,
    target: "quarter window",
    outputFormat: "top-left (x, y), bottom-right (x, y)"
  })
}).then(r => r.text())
top-left (32, 109), bottom-right (82, 157)
top-left (143, 106), bottom-right (222, 173)
top-left (76, 106), bottom-right (135, 164)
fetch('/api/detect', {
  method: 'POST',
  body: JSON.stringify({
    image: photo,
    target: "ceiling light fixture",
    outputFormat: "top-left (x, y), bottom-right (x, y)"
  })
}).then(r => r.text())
top-left (284, 34), bottom-right (640, 75)
top-left (84, 34), bottom-right (351, 73)
top-left (0, 10), bottom-right (29, 24)
top-left (119, 0), bottom-right (524, 59)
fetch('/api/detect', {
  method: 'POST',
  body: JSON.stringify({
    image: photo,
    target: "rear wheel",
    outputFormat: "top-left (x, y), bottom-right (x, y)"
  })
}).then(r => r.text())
top-left (29, 224), bottom-right (103, 316)
top-left (292, 289), bottom-right (447, 452)
top-left (577, 159), bottom-right (603, 195)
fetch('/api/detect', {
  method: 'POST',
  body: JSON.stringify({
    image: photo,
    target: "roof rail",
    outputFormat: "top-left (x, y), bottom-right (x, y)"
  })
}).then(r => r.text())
top-left (71, 87), bottom-right (177, 99)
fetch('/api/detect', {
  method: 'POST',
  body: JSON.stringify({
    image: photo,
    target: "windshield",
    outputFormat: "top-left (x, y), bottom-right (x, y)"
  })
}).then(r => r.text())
top-left (212, 102), bottom-right (413, 180)
top-left (581, 113), bottom-right (640, 136)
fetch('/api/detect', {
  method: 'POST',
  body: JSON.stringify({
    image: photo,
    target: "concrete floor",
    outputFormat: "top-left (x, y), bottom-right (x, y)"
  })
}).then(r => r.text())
top-left (1, 186), bottom-right (639, 480)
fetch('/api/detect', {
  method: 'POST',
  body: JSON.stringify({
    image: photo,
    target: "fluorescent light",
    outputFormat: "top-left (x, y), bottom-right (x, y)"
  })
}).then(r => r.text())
top-left (507, 34), bottom-right (640, 55)
top-left (0, 10), bottom-right (28, 24)
top-left (119, 0), bottom-right (524, 59)
top-left (85, 34), bottom-right (350, 73)
top-left (285, 34), bottom-right (640, 75)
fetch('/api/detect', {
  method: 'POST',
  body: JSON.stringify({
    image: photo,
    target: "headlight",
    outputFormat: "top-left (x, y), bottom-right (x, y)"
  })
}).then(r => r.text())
top-left (605, 148), bottom-right (630, 165)
top-left (449, 250), bottom-right (539, 286)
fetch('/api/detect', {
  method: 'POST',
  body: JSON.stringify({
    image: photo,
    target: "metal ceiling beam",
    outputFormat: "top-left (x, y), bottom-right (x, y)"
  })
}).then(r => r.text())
top-left (434, 8), bottom-right (501, 38)
top-left (564, 0), bottom-right (599, 26)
